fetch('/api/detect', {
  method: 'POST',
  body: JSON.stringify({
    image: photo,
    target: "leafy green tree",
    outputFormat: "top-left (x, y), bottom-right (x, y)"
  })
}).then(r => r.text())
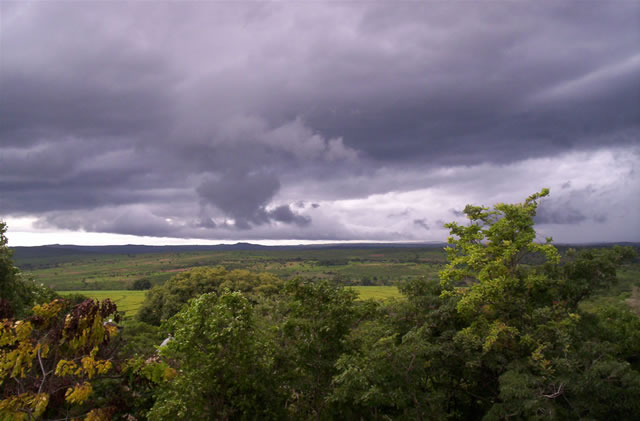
top-left (438, 189), bottom-right (640, 419)
top-left (331, 278), bottom-right (467, 420)
top-left (130, 279), bottom-right (152, 291)
top-left (1, 221), bottom-right (33, 318)
top-left (117, 320), bottom-right (164, 358)
top-left (137, 266), bottom-right (284, 325)
top-left (148, 291), bottom-right (287, 420)
top-left (273, 279), bottom-right (363, 419)
top-left (0, 221), bottom-right (58, 319)
top-left (440, 189), bottom-right (559, 322)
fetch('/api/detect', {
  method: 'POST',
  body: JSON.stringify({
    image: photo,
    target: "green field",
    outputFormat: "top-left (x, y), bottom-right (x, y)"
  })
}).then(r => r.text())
top-left (350, 286), bottom-right (403, 300)
top-left (59, 290), bottom-right (147, 318)
top-left (59, 286), bottom-right (403, 318)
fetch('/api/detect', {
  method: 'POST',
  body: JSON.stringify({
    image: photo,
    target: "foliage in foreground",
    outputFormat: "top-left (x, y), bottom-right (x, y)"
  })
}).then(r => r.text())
top-left (0, 298), bottom-right (120, 420)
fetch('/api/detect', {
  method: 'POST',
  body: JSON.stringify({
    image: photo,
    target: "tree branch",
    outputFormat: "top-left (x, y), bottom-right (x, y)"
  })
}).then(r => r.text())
top-left (541, 383), bottom-right (563, 399)
top-left (37, 346), bottom-right (47, 394)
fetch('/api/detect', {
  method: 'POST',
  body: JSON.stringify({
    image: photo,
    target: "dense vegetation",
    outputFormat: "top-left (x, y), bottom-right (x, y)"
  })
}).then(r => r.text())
top-left (2, 191), bottom-right (640, 420)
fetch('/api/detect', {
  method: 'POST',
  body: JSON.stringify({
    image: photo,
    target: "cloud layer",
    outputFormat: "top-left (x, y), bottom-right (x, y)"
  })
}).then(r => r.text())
top-left (1, 1), bottom-right (638, 243)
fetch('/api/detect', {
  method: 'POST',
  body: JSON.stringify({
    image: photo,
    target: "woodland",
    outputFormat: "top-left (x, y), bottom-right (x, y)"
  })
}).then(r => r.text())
top-left (1, 190), bottom-right (639, 420)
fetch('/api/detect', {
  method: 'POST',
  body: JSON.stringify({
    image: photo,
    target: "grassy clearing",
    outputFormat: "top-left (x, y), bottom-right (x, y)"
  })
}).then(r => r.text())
top-left (59, 290), bottom-right (146, 318)
top-left (350, 286), bottom-right (403, 300)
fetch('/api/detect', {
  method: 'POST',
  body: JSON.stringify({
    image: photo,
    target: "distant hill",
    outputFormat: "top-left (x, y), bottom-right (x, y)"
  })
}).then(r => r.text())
top-left (12, 241), bottom-right (638, 267)
top-left (11, 242), bottom-right (447, 263)
top-left (11, 243), bottom-right (265, 259)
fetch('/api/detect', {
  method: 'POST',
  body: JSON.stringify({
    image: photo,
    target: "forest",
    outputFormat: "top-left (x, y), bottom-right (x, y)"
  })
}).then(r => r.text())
top-left (2, 190), bottom-right (640, 420)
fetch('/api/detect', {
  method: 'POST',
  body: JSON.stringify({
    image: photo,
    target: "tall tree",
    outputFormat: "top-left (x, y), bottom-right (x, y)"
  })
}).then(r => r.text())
top-left (148, 290), bottom-right (287, 420)
top-left (332, 190), bottom-right (640, 420)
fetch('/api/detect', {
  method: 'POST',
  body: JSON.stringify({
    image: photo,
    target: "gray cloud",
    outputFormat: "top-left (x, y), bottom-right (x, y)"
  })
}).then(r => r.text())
top-left (195, 172), bottom-right (311, 229)
top-left (1, 1), bottom-right (638, 242)
top-left (35, 207), bottom-right (177, 238)
top-left (534, 186), bottom-right (609, 225)
top-left (413, 219), bottom-right (429, 231)
top-left (268, 205), bottom-right (311, 227)
top-left (197, 172), bottom-right (281, 229)
top-left (535, 204), bottom-right (587, 225)
top-left (387, 209), bottom-right (411, 219)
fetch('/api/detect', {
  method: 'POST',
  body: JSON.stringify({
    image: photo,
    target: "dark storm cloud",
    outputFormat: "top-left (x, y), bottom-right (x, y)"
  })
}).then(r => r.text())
top-left (268, 205), bottom-right (311, 227)
top-left (302, 3), bottom-right (640, 166)
top-left (0, 1), bottom-right (638, 240)
top-left (535, 205), bottom-right (587, 225)
top-left (413, 219), bottom-right (429, 231)
top-left (36, 208), bottom-right (178, 238)
top-left (388, 209), bottom-right (411, 219)
top-left (534, 186), bottom-right (608, 225)
top-left (195, 171), bottom-right (311, 229)
top-left (197, 172), bottom-right (281, 228)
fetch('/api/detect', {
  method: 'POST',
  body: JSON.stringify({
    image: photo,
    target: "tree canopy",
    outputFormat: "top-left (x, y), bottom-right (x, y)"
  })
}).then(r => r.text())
top-left (137, 266), bottom-right (284, 325)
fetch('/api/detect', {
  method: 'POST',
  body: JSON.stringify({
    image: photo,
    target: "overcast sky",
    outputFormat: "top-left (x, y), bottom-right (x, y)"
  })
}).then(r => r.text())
top-left (1, 1), bottom-right (639, 246)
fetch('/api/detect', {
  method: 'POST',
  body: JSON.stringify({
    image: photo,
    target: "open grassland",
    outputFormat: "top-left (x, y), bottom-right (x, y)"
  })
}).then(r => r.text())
top-left (19, 247), bottom-right (446, 291)
top-left (350, 286), bottom-right (403, 300)
top-left (59, 290), bottom-right (146, 318)
top-left (59, 286), bottom-right (403, 318)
